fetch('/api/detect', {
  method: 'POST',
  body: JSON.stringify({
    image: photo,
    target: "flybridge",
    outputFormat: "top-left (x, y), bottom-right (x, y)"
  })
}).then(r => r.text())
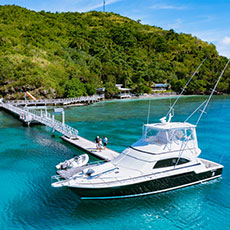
top-left (141, 122), bottom-right (197, 146)
top-left (144, 122), bottom-right (196, 130)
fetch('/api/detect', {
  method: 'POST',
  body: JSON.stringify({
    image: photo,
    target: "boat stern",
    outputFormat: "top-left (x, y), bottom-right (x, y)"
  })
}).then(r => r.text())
top-left (199, 158), bottom-right (223, 177)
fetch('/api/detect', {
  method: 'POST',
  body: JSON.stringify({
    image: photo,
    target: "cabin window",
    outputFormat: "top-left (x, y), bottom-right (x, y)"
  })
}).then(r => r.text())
top-left (153, 158), bottom-right (189, 169)
top-left (186, 128), bottom-right (194, 140)
top-left (144, 128), bottom-right (167, 143)
top-left (145, 128), bottom-right (159, 140)
top-left (168, 128), bottom-right (194, 142)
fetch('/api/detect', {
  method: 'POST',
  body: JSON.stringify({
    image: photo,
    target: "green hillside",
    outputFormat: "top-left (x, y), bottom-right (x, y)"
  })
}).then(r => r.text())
top-left (0, 5), bottom-right (229, 99)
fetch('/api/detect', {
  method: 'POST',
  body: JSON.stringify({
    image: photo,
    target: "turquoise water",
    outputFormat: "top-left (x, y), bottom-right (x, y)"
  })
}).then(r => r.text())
top-left (0, 96), bottom-right (230, 230)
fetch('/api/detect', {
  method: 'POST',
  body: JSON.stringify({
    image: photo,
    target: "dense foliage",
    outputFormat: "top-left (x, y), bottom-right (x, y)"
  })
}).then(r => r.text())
top-left (0, 5), bottom-right (229, 99)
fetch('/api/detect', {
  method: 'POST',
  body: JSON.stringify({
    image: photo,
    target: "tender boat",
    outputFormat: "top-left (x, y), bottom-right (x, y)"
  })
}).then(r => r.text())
top-left (51, 59), bottom-right (229, 199)
top-left (56, 154), bottom-right (89, 170)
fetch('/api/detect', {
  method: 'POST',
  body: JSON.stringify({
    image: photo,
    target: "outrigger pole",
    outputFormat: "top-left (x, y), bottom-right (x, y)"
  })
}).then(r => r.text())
top-left (165, 58), bottom-right (207, 122)
top-left (174, 58), bottom-right (229, 168)
top-left (196, 58), bottom-right (230, 126)
top-left (184, 99), bottom-right (207, 122)
top-left (147, 100), bottom-right (151, 124)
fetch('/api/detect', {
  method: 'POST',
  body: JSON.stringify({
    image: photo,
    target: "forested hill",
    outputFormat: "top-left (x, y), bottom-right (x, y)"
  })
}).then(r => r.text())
top-left (0, 5), bottom-right (229, 99)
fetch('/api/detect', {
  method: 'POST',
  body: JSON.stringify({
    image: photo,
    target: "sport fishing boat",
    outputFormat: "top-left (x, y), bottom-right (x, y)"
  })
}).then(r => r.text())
top-left (52, 119), bottom-right (223, 199)
top-left (51, 59), bottom-right (229, 199)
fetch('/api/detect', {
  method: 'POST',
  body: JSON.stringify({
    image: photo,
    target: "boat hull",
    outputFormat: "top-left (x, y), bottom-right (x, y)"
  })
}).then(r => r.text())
top-left (69, 168), bottom-right (223, 199)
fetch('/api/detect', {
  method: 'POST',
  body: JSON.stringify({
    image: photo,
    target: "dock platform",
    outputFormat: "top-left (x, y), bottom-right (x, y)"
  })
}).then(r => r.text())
top-left (1, 99), bottom-right (120, 162)
top-left (61, 136), bottom-right (120, 161)
top-left (3, 95), bottom-right (104, 107)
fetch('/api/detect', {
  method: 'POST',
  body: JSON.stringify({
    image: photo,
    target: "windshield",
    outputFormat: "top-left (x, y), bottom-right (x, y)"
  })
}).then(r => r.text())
top-left (143, 127), bottom-right (194, 144)
top-left (168, 128), bottom-right (194, 142)
top-left (143, 127), bottom-right (168, 143)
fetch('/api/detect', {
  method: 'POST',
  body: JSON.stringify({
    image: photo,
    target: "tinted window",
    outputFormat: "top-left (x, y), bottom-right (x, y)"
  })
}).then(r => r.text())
top-left (153, 158), bottom-right (189, 169)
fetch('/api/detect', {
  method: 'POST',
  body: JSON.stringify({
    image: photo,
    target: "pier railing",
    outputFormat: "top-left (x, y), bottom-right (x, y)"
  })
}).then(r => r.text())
top-left (1, 102), bottom-right (78, 139)
top-left (4, 95), bottom-right (104, 106)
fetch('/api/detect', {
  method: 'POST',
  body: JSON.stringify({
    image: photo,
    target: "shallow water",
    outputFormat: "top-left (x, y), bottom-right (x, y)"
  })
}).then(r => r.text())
top-left (0, 96), bottom-right (229, 230)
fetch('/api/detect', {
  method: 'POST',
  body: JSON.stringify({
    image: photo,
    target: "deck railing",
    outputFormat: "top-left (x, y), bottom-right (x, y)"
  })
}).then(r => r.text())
top-left (1, 102), bottom-right (78, 139)
top-left (4, 95), bottom-right (104, 106)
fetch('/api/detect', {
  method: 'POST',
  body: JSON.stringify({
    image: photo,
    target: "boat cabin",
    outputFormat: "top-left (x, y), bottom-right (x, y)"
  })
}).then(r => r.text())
top-left (128, 121), bottom-right (200, 160)
top-left (142, 122), bottom-right (197, 145)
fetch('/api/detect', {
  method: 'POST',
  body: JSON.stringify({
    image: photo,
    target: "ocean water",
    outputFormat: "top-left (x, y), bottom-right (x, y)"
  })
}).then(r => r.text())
top-left (0, 95), bottom-right (229, 230)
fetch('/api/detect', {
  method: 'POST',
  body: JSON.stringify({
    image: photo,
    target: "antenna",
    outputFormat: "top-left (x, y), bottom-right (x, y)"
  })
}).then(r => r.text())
top-left (103, 0), bottom-right (105, 12)
top-left (165, 58), bottom-right (207, 121)
top-left (169, 83), bottom-right (172, 109)
top-left (147, 100), bottom-right (151, 124)
top-left (196, 58), bottom-right (230, 126)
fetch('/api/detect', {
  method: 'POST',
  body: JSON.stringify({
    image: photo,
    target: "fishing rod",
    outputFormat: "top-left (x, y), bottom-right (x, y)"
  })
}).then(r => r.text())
top-left (165, 58), bottom-right (207, 122)
top-left (184, 100), bottom-right (207, 122)
top-left (196, 58), bottom-right (230, 126)
top-left (146, 100), bottom-right (151, 124)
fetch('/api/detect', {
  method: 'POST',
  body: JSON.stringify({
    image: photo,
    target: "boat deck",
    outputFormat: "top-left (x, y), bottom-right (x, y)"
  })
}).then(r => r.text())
top-left (61, 136), bottom-right (120, 161)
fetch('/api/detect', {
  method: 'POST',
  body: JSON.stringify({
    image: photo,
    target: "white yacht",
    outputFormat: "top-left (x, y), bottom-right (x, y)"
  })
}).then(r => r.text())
top-left (52, 119), bottom-right (223, 199)
top-left (51, 59), bottom-right (228, 199)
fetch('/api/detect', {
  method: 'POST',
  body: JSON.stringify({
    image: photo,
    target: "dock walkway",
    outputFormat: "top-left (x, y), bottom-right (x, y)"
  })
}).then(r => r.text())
top-left (61, 136), bottom-right (120, 161)
top-left (1, 102), bottom-right (79, 139)
top-left (4, 95), bottom-right (104, 106)
top-left (0, 100), bottom-right (120, 161)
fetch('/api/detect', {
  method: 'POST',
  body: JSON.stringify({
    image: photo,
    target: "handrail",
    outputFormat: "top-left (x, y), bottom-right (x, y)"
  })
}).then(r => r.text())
top-left (73, 162), bottom-right (201, 187)
top-left (4, 95), bottom-right (104, 106)
top-left (1, 102), bottom-right (79, 138)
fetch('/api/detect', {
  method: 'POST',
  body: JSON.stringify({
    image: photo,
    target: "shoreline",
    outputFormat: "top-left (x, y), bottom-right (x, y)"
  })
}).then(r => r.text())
top-left (82, 94), bottom-right (230, 106)
top-left (84, 94), bottom-right (203, 105)
top-left (61, 94), bottom-right (180, 108)
top-left (58, 94), bottom-right (180, 108)
top-left (60, 94), bottom-right (226, 108)
top-left (2, 94), bottom-right (229, 109)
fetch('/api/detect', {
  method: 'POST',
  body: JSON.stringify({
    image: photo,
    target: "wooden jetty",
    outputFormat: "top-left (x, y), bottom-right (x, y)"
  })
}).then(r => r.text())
top-left (0, 98), bottom-right (120, 161)
top-left (61, 136), bottom-right (119, 161)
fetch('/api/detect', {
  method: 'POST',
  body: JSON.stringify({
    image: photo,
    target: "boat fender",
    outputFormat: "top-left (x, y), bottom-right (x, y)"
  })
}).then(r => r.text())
top-left (86, 168), bottom-right (95, 177)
